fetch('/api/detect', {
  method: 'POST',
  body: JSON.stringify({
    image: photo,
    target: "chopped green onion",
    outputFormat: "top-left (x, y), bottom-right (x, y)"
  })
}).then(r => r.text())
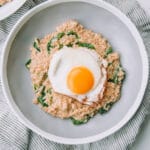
top-left (33, 38), bottom-right (40, 52)
top-left (25, 59), bottom-right (31, 69)
top-left (67, 31), bottom-right (79, 39)
top-left (76, 42), bottom-right (95, 50)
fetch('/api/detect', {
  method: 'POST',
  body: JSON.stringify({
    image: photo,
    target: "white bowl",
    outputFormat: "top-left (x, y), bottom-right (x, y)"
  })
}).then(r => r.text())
top-left (0, 0), bottom-right (27, 20)
top-left (1, 0), bottom-right (149, 145)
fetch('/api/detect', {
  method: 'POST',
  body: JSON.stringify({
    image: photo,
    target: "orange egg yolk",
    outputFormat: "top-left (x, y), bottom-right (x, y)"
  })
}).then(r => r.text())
top-left (67, 67), bottom-right (94, 94)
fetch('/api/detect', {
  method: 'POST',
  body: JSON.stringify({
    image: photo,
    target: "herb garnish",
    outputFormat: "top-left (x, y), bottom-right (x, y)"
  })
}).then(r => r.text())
top-left (67, 31), bottom-right (79, 39)
top-left (33, 38), bottom-right (40, 52)
top-left (104, 47), bottom-right (113, 57)
top-left (76, 42), bottom-right (95, 50)
top-left (71, 116), bottom-right (91, 125)
top-left (25, 59), bottom-right (31, 69)
top-left (108, 67), bottom-right (120, 84)
top-left (99, 102), bottom-right (114, 114)
top-left (37, 86), bottom-right (48, 107)
top-left (66, 43), bottom-right (73, 47)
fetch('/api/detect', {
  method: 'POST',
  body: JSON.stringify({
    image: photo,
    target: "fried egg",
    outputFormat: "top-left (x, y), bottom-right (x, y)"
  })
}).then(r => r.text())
top-left (48, 47), bottom-right (107, 105)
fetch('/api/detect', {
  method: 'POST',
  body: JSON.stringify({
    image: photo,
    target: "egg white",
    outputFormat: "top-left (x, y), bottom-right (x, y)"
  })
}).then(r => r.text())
top-left (48, 47), bottom-right (107, 105)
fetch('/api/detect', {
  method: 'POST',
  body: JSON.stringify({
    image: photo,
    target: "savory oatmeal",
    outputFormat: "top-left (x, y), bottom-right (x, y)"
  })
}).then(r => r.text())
top-left (26, 20), bottom-right (125, 125)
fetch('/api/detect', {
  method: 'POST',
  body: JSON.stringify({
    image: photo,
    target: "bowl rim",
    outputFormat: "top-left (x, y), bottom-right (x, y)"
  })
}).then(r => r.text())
top-left (0, 0), bottom-right (27, 21)
top-left (1, 0), bottom-right (149, 145)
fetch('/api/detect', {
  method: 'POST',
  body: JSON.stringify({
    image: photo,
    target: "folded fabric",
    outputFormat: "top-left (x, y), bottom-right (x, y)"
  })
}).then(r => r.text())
top-left (0, 0), bottom-right (150, 149)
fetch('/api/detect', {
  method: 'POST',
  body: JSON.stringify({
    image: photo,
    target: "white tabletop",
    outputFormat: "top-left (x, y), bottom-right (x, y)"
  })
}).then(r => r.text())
top-left (131, 0), bottom-right (150, 149)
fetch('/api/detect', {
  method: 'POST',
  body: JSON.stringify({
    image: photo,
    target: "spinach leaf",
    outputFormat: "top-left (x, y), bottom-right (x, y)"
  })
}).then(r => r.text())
top-left (108, 67), bottom-right (120, 84)
top-left (99, 107), bottom-right (108, 114)
top-left (108, 62), bottom-right (113, 66)
top-left (47, 32), bottom-right (65, 53)
top-left (37, 86), bottom-right (48, 107)
top-left (76, 42), bottom-right (95, 50)
top-left (58, 44), bottom-right (63, 50)
top-left (112, 67), bottom-right (120, 84)
top-left (37, 96), bottom-right (48, 107)
top-left (71, 118), bottom-right (85, 125)
top-left (66, 43), bottom-right (73, 47)
top-left (25, 59), bottom-right (31, 69)
top-left (47, 37), bottom-right (55, 53)
top-left (71, 116), bottom-right (90, 125)
top-left (42, 73), bottom-right (48, 81)
top-left (33, 39), bottom-right (40, 52)
top-left (33, 84), bottom-right (39, 92)
top-left (99, 102), bottom-right (114, 114)
top-left (47, 88), bottom-right (52, 94)
top-left (67, 31), bottom-right (79, 39)
top-left (57, 32), bottom-right (65, 40)
top-left (41, 86), bottom-right (46, 97)
top-left (105, 47), bottom-right (113, 56)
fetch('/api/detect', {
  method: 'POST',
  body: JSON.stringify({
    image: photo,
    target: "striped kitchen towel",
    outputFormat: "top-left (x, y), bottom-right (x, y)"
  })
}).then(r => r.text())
top-left (0, 0), bottom-right (150, 149)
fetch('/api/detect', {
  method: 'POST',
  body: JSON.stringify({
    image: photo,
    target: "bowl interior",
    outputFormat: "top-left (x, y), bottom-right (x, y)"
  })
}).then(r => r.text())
top-left (7, 1), bottom-right (142, 138)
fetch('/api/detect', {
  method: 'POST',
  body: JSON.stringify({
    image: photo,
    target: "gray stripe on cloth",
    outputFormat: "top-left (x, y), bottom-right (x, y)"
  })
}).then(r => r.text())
top-left (0, 0), bottom-right (150, 150)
